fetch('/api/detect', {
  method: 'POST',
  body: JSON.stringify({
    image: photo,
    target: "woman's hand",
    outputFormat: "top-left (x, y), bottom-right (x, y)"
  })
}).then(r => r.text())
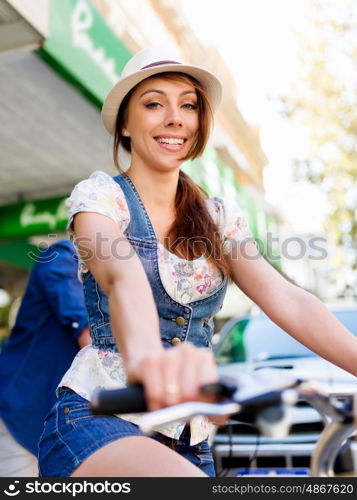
top-left (125, 342), bottom-right (219, 412)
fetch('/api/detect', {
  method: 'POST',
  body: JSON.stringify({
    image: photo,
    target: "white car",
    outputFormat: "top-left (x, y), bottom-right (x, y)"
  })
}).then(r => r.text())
top-left (212, 306), bottom-right (357, 475)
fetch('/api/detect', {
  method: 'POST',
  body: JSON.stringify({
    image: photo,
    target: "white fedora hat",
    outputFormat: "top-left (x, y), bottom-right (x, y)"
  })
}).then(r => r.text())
top-left (101, 45), bottom-right (223, 136)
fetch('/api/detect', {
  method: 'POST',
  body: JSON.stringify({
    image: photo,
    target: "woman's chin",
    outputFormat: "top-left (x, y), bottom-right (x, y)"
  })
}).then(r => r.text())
top-left (153, 159), bottom-right (184, 172)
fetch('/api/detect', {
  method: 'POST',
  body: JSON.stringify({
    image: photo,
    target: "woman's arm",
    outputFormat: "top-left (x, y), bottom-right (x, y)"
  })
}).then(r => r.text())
top-left (73, 211), bottom-right (163, 362)
top-left (226, 241), bottom-right (357, 376)
top-left (73, 212), bottom-right (218, 409)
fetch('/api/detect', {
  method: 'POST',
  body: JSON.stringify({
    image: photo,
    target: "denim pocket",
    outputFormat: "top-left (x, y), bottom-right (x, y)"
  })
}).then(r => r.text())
top-left (60, 391), bottom-right (92, 426)
top-left (92, 322), bottom-right (116, 349)
top-left (64, 403), bottom-right (92, 425)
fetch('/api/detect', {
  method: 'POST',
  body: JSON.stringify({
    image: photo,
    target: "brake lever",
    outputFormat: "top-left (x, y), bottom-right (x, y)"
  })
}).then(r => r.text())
top-left (138, 401), bottom-right (241, 434)
top-left (138, 378), bottom-right (240, 434)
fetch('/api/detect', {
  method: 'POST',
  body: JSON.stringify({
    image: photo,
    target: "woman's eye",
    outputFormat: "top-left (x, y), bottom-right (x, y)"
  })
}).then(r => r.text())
top-left (145, 102), bottom-right (197, 110)
top-left (146, 102), bottom-right (161, 109)
top-left (182, 103), bottom-right (197, 110)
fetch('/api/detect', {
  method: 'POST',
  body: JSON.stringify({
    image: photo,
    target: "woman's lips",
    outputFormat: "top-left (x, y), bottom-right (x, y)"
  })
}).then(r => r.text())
top-left (154, 137), bottom-right (187, 152)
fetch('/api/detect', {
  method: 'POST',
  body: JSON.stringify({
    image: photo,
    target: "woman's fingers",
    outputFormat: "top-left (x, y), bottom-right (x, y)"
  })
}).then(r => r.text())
top-left (126, 342), bottom-right (219, 411)
top-left (126, 352), bottom-right (164, 411)
top-left (179, 343), bottom-right (201, 401)
top-left (197, 347), bottom-right (218, 386)
top-left (163, 343), bottom-right (218, 406)
top-left (162, 346), bottom-right (182, 406)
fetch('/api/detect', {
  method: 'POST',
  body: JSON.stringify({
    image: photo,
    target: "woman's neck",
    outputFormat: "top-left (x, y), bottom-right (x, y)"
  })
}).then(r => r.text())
top-left (126, 165), bottom-right (179, 212)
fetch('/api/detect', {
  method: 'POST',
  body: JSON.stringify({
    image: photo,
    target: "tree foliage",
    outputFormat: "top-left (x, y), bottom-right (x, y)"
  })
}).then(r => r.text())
top-left (280, 0), bottom-right (357, 297)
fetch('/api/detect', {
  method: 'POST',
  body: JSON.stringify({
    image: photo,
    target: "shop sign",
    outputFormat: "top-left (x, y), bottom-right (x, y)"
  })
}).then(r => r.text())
top-left (45, 0), bottom-right (131, 102)
top-left (0, 197), bottom-right (68, 238)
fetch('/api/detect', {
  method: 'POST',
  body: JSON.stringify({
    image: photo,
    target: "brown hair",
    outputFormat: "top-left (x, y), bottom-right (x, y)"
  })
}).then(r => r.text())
top-left (113, 72), bottom-right (231, 278)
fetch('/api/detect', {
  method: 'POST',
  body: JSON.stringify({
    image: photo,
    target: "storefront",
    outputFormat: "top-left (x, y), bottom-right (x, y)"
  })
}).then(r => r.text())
top-left (0, 0), bottom-right (131, 270)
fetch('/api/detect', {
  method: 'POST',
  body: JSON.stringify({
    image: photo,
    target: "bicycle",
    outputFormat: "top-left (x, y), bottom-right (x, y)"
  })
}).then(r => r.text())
top-left (91, 370), bottom-right (356, 477)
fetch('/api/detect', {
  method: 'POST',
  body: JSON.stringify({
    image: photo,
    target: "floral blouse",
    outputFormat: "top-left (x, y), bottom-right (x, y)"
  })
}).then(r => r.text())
top-left (59, 170), bottom-right (253, 445)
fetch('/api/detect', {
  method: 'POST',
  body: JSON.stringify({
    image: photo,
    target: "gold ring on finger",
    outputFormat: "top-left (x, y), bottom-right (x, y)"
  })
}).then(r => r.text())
top-left (165, 384), bottom-right (180, 394)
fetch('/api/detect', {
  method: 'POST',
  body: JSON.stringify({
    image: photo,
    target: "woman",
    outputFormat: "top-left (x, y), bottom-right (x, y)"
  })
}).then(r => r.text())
top-left (38, 46), bottom-right (357, 477)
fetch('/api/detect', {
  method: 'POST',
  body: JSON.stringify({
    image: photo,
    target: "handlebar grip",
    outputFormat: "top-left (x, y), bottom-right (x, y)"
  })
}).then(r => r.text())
top-left (91, 385), bottom-right (147, 415)
top-left (91, 378), bottom-right (237, 415)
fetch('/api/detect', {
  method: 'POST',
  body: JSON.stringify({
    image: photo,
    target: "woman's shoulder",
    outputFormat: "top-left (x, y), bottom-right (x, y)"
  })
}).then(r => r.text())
top-left (205, 195), bottom-right (245, 222)
top-left (68, 170), bottom-right (126, 200)
top-left (72, 170), bottom-right (118, 190)
top-left (205, 195), bottom-right (252, 247)
top-left (66, 170), bottom-right (130, 229)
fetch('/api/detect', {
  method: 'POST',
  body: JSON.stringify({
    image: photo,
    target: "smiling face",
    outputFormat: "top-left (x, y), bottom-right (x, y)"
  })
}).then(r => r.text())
top-left (122, 76), bottom-right (200, 172)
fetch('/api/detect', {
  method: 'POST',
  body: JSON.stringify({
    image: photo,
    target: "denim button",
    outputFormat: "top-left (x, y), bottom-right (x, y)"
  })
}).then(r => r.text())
top-left (171, 337), bottom-right (181, 345)
top-left (175, 316), bottom-right (185, 326)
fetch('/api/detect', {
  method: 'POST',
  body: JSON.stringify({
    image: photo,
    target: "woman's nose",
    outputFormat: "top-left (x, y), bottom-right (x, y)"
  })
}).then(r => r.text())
top-left (164, 107), bottom-right (183, 127)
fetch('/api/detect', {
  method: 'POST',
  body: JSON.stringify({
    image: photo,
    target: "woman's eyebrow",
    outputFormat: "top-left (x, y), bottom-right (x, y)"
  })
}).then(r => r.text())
top-left (139, 89), bottom-right (196, 98)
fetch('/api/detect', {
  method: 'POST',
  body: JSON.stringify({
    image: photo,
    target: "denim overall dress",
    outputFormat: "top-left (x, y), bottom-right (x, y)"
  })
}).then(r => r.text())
top-left (85, 173), bottom-right (228, 352)
top-left (38, 173), bottom-right (227, 477)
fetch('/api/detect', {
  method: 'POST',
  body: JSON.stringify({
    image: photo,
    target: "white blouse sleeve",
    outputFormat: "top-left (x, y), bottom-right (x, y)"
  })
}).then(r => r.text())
top-left (65, 170), bottom-right (130, 237)
top-left (207, 196), bottom-right (254, 255)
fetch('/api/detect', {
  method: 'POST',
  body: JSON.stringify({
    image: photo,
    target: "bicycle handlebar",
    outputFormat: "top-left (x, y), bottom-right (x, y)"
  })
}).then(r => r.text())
top-left (91, 371), bottom-right (301, 435)
top-left (91, 382), bottom-right (293, 416)
top-left (91, 375), bottom-right (355, 429)
top-left (90, 372), bottom-right (356, 476)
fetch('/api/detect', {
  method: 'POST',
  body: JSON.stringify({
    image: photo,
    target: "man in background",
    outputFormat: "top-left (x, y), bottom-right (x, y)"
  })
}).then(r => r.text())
top-left (0, 240), bottom-right (90, 476)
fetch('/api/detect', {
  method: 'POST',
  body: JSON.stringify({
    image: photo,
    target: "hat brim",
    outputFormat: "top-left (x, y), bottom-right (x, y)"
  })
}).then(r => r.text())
top-left (101, 64), bottom-right (222, 136)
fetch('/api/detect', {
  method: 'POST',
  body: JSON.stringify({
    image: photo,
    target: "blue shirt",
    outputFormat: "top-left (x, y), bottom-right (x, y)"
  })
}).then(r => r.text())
top-left (0, 240), bottom-right (88, 455)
